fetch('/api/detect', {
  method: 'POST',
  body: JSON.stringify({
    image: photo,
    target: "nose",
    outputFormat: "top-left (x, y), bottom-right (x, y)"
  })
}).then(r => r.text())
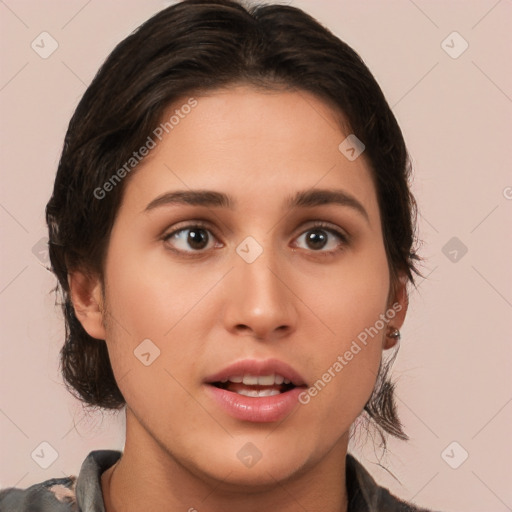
top-left (222, 246), bottom-right (298, 341)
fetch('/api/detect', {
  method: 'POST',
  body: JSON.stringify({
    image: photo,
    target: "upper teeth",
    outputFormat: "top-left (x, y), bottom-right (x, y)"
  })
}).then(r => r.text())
top-left (220, 374), bottom-right (291, 386)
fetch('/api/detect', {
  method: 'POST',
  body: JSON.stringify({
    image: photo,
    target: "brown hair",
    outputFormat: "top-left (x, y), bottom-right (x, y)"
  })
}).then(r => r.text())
top-left (46, 0), bottom-right (420, 444)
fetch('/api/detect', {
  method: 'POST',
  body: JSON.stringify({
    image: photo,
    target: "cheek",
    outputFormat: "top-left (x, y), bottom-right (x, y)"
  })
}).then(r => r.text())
top-left (303, 238), bottom-right (390, 350)
top-left (294, 241), bottom-right (390, 415)
top-left (100, 242), bottom-right (227, 402)
top-left (103, 237), bottom-right (218, 338)
top-left (99, 260), bottom-right (208, 428)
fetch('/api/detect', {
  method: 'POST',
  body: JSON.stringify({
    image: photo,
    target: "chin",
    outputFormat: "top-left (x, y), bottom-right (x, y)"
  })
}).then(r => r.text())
top-left (205, 456), bottom-right (308, 490)
top-left (183, 436), bottom-right (315, 489)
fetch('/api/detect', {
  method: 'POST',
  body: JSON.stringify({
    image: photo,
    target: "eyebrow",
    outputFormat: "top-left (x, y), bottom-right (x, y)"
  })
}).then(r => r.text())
top-left (286, 189), bottom-right (369, 222)
top-left (144, 188), bottom-right (369, 222)
top-left (145, 190), bottom-right (232, 211)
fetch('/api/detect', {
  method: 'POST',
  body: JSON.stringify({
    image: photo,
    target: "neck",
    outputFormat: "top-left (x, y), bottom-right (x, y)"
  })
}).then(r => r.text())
top-left (101, 409), bottom-right (349, 512)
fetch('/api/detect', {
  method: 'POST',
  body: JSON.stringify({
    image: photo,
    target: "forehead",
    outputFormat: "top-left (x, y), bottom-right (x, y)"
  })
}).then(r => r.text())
top-left (119, 85), bottom-right (379, 222)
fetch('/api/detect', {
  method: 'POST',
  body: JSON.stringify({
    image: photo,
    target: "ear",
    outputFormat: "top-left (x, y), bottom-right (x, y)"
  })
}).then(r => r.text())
top-left (383, 272), bottom-right (409, 350)
top-left (68, 271), bottom-right (106, 340)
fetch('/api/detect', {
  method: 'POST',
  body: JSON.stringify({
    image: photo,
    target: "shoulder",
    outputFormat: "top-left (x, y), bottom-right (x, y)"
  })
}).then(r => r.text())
top-left (0, 450), bottom-right (122, 512)
top-left (0, 476), bottom-right (77, 512)
top-left (346, 453), bottom-right (442, 512)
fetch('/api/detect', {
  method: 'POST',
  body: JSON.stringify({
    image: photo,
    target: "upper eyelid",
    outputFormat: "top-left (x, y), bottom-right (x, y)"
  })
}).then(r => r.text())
top-left (163, 220), bottom-right (218, 239)
top-left (163, 221), bottom-right (348, 247)
top-left (293, 224), bottom-right (349, 248)
top-left (164, 219), bottom-right (346, 235)
top-left (295, 222), bottom-right (344, 236)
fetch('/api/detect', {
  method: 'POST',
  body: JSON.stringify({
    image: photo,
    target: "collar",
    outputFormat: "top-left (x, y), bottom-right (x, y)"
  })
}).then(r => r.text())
top-left (73, 450), bottom-right (431, 512)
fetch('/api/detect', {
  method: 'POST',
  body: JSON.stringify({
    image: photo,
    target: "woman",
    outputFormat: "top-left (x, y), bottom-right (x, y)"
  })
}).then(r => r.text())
top-left (0, 0), bottom-right (440, 510)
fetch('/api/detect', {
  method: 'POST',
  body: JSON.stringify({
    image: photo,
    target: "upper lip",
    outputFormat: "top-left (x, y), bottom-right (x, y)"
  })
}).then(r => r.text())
top-left (204, 358), bottom-right (307, 387)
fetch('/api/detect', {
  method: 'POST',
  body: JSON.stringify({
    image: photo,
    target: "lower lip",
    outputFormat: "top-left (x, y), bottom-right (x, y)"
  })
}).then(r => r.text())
top-left (205, 384), bottom-right (303, 423)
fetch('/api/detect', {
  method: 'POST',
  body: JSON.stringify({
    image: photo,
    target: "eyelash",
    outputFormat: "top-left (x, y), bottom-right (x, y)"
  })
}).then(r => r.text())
top-left (162, 221), bottom-right (349, 257)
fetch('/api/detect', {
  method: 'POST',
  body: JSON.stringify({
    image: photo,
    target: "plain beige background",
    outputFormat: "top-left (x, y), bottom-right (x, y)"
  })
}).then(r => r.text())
top-left (1, 1), bottom-right (511, 510)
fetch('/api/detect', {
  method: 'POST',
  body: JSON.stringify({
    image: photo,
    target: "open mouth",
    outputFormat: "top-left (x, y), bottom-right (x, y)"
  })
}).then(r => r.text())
top-left (210, 374), bottom-right (297, 397)
top-left (205, 363), bottom-right (306, 422)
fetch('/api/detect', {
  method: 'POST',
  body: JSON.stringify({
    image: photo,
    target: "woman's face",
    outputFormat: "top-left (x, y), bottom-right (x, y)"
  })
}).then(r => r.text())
top-left (75, 85), bottom-right (406, 487)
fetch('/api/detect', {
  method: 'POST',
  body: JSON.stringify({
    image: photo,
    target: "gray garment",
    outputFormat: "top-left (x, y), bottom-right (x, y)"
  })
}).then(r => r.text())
top-left (0, 450), bottom-right (439, 511)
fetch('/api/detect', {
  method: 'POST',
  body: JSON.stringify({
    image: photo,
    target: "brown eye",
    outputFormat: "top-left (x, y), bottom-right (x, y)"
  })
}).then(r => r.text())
top-left (186, 228), bottom-right (209, 250)
top-left (294, 223), bottom-right (348, 254)
top-left (304, 229), bottom-right (329, 250)
top-left (164, 225), bottom-right (217, 253)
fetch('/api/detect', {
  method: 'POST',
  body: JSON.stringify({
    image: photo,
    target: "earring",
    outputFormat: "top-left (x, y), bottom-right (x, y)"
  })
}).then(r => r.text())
top-left (387, 328), bottom-right (401, 341)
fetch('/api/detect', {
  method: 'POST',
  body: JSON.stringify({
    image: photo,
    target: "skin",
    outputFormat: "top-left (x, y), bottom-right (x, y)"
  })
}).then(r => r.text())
top-left (70, 85), bottom-right (408, 512)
